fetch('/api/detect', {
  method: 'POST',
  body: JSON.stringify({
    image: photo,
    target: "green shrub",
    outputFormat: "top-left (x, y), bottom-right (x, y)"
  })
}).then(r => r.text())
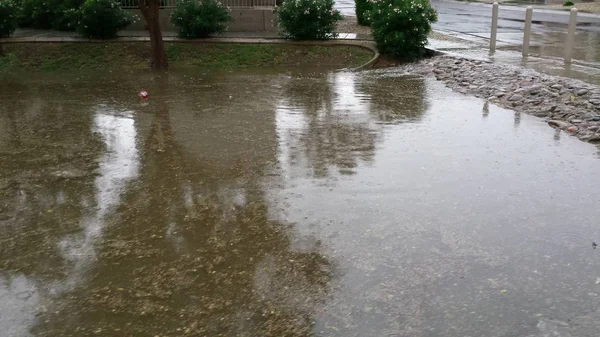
top-left (369, 0), bottom-right (437, 60)
top-left (355, 0), bottom-right (372, 26)
top-left (16, 0), bottom-right (52, 28)
top-left (563, 1), bottom-right (574, 6)
top-left (170, 0), bottom-right (232, 38)
top-left (14, 0), bottom-right (32, 27)
top-left (0, 0), bottom-right (18, 37)
top-left (77, 0), bottom-right (135, 39)
top-left (277, 0), bottom-right (343, 40)
top-left (51, 0), bottom-right (84, 31)
top-left (15, 0), bottom-right (84, 30)
top-left (52, 7), bottom-right (83, 31)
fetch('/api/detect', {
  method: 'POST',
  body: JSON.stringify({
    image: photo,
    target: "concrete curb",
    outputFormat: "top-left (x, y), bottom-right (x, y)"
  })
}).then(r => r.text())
top-left (0, 36), bottom-right (380, 71)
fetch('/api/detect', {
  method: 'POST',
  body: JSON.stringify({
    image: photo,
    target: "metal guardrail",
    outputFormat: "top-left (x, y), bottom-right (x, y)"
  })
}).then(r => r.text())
top-left (119, 0), bottom-right (276, 8)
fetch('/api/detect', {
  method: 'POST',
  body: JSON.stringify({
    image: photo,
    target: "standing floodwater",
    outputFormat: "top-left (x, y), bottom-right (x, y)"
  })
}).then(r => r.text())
top-left (0, 68), bottom-right (599, 336)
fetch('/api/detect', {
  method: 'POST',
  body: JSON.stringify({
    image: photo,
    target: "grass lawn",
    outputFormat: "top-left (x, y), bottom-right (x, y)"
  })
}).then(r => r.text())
top-left (0, 42), bottom-right (374, 72)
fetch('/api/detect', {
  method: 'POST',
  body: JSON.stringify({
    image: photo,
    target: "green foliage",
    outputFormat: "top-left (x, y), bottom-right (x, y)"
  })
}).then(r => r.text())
top-left (51, 0), bottom-right (84, 31)
top-left (51, 8), bottom-right (82, 31)
top-left (368, 0), bottom-right (437, 60)
top-left (170, 0), bottom-right (232, 38)
top-left (0, 0), bottom-right (18, 38)
top-left (77, 0), bottom-right (135, 39)
top-left (15, 0), bottom-right (84, 30)
top-left (16, 0), bottom-right (51, 28)
top-left (563, 1), bottom-right (574, 6)
top-left (355, 0), bottom-right (372, 26)
top-left (277, 0), bottom-right (343, 40)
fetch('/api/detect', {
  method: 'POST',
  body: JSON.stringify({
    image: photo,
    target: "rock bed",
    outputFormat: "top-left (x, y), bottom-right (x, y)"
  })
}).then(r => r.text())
top-left (399, 55), bottom-right (600, 144)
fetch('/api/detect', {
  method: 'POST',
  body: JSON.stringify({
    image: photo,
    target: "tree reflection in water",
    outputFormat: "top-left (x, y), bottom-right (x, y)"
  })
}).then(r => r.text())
top-left (0, 79), bottom-right (106, 336)
top-left (357, 74), bottom-right (429, 124)
top-left (276, 71), bottom-right (429, 179)
top-left (0, 74), bottom-right (335, 337)
top-left (277, 72), bottom-right (380, 178)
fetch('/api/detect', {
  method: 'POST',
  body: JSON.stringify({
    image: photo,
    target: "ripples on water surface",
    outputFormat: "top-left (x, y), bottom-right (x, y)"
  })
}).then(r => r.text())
top-left (0, 68), bottom-right (599, 336)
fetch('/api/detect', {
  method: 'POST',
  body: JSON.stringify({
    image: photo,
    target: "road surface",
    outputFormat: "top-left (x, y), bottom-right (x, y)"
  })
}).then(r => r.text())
top-left (336, 0), bottom-right (600, 63)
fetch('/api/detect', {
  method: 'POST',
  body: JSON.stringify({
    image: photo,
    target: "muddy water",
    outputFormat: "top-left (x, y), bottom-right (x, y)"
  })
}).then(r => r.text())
top-left (0, 68), bottom-right (599, 337)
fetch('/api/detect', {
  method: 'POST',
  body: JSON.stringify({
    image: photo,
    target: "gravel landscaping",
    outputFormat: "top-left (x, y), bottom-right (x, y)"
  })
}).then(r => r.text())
top-left (398, 55), bottom-right (600, 143)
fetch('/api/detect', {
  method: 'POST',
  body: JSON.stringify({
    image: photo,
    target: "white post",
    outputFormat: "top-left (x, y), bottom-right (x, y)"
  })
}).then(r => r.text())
top-left (523, 6), bottom-right (533, 57)
top-left (565, 8), bottom-right (578, 63)
top-left (490, 2), bottom-right (499, 53)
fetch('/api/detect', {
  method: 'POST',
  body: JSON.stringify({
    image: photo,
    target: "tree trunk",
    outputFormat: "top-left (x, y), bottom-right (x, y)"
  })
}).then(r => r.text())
top-left (137, 0), bottom-right (168, 70)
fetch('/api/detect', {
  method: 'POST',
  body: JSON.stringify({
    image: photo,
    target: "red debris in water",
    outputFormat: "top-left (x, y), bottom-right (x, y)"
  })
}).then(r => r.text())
top-left (138, 89), bottom-right (149, 99)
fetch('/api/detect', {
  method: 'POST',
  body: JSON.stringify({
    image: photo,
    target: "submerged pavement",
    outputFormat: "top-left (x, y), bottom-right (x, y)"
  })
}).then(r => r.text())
top-left (0, 68), bottom-right (599, 336)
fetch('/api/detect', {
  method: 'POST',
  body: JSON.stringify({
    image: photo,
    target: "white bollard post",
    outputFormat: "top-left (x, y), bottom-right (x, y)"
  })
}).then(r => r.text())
top-left (523, 6), bottom-right (533, 57)
top-left (490, 2), bottom-right (499, 53)
top-left (565, 8), bottom-right (578, 63)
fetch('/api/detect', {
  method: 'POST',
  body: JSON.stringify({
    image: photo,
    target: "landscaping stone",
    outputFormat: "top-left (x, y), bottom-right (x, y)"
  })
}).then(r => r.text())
top-left (509, 94), bottom-right (523, 102)
top-left (589, 99), bottom-right (600, 105)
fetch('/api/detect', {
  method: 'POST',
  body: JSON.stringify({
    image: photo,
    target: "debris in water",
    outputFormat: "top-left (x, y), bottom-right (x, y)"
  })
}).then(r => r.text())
top-left (138, 89), bottom-right (149, 100)
top-left (593, 241), bottom-right (597, 249)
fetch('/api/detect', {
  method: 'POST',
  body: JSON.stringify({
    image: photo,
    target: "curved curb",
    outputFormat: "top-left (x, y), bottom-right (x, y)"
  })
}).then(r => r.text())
top-left (0, 36), bottom-right (379, 71)
top-left (350, 45), bottom-right (380, 71)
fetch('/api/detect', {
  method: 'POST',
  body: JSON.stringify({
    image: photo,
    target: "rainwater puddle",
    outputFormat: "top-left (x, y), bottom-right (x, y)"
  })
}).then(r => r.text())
top-left (0, 68), bottom-right (599, 336)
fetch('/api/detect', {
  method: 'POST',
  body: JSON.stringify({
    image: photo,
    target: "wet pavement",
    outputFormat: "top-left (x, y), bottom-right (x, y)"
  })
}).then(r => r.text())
top-left (429, 0), bottom-right (600, 64)
top-left (1, 68), bottom-right (600, 336)
top-left (336, 0), bottom-right (600, 66)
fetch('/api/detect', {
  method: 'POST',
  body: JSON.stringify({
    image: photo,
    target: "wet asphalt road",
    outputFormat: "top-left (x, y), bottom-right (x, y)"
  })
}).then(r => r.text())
top-left (336, 0), bottom-right (600, 63)
top-left (336, 0), bottom-right (600, 32)
top-left (430, 1), bottom-right (600, 64)
top-left (430, 0), bottom-right (600, 33)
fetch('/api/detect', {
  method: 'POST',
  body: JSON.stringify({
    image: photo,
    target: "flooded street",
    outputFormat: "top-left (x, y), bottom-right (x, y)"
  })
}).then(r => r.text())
top-left (1, 68), bottom-right (600, 337)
